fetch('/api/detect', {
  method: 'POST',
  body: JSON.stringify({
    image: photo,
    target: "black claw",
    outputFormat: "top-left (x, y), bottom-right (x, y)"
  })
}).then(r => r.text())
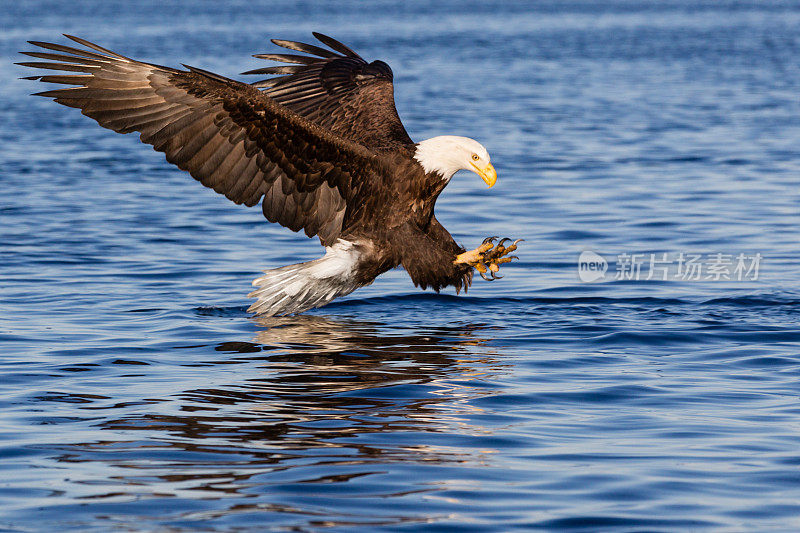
top-left (493, 273), bottom-right (503, 279)
top-left (478, 262), bottom-right (493, 281)
top-left (507, 255), bottom-right (519, 261)
top-left (497, 238), bottom-right (510, 247)
top-left (482, 236), bottom-right (498, 245)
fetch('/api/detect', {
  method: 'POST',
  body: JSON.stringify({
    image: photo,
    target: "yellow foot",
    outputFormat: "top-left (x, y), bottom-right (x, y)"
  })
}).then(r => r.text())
top-left (455, 236), bottom-right (522, 281)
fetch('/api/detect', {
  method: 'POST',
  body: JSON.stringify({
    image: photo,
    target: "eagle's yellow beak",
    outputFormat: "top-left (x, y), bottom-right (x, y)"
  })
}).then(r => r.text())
top-left (471, 161), bottom-right (497, 188)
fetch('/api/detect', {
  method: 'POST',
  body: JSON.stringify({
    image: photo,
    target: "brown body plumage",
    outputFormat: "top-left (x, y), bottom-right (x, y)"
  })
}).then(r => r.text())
top-left (19, 33), bottom-right (515, 316)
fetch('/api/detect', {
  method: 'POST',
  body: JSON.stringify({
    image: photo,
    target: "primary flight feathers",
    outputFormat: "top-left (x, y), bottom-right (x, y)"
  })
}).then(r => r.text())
top-left (245, 32), bottom-right (412, 151)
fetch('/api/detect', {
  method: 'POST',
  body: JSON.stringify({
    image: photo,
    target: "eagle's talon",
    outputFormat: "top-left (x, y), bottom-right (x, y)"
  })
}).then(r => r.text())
top-left (487, 262), bottom-right (503, 279)
top-left (455, 236), bottom-right (522, 281)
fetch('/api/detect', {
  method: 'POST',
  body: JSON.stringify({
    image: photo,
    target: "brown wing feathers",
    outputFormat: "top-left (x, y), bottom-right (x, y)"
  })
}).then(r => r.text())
top-left (244, 32), bottom-right (413, 151)
top-left (19, 35), bottom-right (381, 245)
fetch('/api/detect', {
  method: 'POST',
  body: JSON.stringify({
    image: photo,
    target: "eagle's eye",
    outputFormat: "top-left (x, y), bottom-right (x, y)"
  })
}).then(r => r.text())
top-left (471, 153), bottom-right (480, 161)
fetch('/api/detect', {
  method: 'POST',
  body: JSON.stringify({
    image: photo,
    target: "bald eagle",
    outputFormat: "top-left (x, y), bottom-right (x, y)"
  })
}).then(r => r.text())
top-left (19, 33), bottom-right (520, 316)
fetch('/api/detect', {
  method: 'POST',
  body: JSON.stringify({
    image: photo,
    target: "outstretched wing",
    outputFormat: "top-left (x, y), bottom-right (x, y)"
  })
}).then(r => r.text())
top-left (243, 32), bottom-right (413, 152)
top-left (19, 35), bottom-right (388, 246)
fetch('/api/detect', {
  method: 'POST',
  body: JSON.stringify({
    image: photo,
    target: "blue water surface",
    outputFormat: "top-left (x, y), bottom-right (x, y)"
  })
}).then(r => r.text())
top-left (3, 1), bottom-right (800, 531)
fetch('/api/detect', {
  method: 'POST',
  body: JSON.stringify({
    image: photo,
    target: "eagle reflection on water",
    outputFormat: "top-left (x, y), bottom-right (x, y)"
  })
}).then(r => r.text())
top-left (56, 315), bottom-right (509, 506)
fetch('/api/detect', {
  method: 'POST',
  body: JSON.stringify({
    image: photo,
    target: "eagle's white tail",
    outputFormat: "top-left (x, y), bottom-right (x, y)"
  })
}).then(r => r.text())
top-left (247, 240), bottom-right (365, 317)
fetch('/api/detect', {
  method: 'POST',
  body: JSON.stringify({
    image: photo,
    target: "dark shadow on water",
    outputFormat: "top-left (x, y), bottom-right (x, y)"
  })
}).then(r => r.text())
top-left (48, 315), bottom-right (510, 527)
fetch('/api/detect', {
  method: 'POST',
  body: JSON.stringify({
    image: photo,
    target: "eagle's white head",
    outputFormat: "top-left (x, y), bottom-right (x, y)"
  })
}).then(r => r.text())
top-left (413, 135), bottom-right (497, 187)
